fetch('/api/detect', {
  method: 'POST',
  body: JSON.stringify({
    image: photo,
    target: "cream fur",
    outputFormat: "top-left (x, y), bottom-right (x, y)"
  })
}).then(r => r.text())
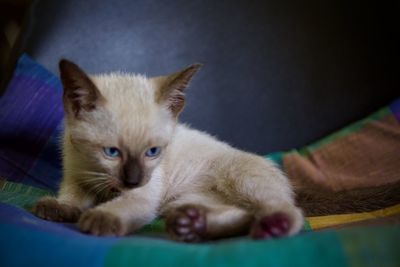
top-left (34, 65), bottom-right (304, 240)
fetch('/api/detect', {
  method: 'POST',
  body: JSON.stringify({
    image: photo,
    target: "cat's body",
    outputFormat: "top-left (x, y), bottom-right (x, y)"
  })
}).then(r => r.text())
top-left (33, 60), bottom-right (303, 241)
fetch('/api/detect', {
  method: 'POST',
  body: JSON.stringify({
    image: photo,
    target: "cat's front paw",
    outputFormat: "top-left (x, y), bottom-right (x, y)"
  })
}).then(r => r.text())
top-left (165, 205), bottom-right (207, 243)
top-left (32, 197), bottom-right (81, 222)
top-left (78, 209), bottom-right (126, 236)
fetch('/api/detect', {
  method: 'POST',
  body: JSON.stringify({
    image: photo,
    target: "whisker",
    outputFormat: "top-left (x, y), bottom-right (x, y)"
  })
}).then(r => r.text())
top-left (68, 172), bottom-right (119, 202)
top-left (78, 174), bottom-right (110, 180)
top-left (79, 171), bottom-right (110, 176)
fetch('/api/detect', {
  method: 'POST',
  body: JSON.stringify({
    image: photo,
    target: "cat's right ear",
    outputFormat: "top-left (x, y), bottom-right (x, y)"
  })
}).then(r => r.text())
top-left (154, 64), bottom-right (202, 117)
top-left (59, 59), bottom-right (104, 118)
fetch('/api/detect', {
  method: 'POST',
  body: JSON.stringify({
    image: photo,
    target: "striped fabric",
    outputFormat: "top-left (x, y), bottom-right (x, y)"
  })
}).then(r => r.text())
top-left (0, 54), bottom-right (63, 190)
top-left (0, 55), bottom-right (399, 267)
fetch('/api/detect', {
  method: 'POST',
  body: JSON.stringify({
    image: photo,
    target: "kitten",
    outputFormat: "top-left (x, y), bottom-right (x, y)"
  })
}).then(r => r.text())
top-left (32, 60), bottom-right (304, 242)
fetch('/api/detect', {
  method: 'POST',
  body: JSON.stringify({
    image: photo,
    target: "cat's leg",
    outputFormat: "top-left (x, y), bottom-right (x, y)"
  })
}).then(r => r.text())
top-left (165, 204), bottom-right (252, 242)
top-left (32, 182), bottom-right (93, 223)
top-left (77, 185), bottom-right (161, 236)
top-left (215, 153), bottom-right (304, 239)
top-left (163, 195), bottom-right (253, 242)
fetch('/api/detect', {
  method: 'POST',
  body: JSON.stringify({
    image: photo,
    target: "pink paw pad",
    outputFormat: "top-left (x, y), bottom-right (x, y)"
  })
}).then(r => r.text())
top-left (166, 205), bottom-right (206, 243)
top-left (250, 213), bottom-right (291, 239)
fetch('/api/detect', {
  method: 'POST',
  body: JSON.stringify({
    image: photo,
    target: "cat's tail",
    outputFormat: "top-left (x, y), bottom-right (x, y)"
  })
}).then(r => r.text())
top-left (295, 181), bottom-right (400, 216)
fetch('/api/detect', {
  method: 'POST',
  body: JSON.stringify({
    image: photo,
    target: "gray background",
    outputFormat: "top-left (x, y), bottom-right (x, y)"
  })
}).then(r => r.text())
top-left (26, 0), bottom-right (399, 154)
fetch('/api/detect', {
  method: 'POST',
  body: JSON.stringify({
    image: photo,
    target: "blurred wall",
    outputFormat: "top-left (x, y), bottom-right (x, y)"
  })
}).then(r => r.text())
top-left (26, 0), bottom-right (399, 154)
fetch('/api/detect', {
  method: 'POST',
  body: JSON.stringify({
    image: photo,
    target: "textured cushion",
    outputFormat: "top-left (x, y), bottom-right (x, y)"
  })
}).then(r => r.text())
top-left (0, 55), bottom-right (399, 267)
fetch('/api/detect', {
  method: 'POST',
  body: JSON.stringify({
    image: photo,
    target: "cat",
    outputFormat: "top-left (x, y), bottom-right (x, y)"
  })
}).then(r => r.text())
top-left (32, 59), bottom-right (304, 242)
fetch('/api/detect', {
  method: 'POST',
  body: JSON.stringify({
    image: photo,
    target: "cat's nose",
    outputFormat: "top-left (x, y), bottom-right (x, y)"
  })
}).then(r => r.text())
top-left (121, 156), bottom-right (143, 188)
top-left (123, 179), bottom-right (140, 188)
top-left (122, 169), bottom-right (142, 188)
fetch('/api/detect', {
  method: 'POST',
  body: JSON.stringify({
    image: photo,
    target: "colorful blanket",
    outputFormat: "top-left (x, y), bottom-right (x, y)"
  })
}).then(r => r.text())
top-left (0, 55), bottom-right (399, 267)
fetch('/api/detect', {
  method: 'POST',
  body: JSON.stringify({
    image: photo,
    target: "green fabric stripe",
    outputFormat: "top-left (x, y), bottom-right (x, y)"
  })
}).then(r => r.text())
top-left (137, 218), bottom-right (166, 234)
top-left (339, 226), bottom-right (400, 267)
top-left (105, 231), bottom-right (347, 267)
top-left (264, 151), bottom-right (285, 166)
top-left (303, 220), bottom-right (312, 231)
top-left (0, 179), bottom-right (54, 209)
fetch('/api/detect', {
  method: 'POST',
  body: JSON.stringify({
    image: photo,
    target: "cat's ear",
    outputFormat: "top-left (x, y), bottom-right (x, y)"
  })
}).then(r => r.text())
top-left (154, 64), bottom-right (202, 116)
top-left (59, 59), bottom-right (104, 118)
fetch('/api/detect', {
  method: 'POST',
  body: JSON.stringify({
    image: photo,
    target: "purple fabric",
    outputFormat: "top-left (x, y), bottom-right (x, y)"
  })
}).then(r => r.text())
top-left (0, 55), bottom-right (63, 190)
top-left (389, 98), bottom-right (400, 122)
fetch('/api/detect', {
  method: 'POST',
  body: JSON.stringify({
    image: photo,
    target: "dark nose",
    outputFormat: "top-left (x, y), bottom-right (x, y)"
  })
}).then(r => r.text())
top-left (122, 157), bottom-right (143, 188)
top-left (123, 179), bottom-right (140, 188)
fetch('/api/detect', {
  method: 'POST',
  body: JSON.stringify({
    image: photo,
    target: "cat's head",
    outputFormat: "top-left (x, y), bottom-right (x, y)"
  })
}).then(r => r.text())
top-left (60, 60), bottom-right (201, 195)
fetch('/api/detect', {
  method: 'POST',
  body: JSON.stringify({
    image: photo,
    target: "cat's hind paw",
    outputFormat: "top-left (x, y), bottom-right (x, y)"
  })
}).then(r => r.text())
top-left (166, 205), bottom-right (207, 242)
top-left (32, 197), bottom-right (81, 222)
top-left (250, 206), bottom-right (303, 240)
top-left (250, 213), bottom-right (291, 239)
top-left (78, 209), bottom-right (126, 236)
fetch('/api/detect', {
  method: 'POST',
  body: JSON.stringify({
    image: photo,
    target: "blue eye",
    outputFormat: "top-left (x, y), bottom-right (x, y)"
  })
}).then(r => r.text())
top-left (145, 147), bottom-right (161, 158)
top-left (103, 147), bottom-right (121, 158)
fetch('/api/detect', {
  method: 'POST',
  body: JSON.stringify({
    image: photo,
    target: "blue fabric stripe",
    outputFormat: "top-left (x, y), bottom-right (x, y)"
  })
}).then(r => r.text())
top-left (13, 54), bottom-right (62, 88)
top-left (0, 222), bottom-right (115, 267)
top-left (0, 204), bottom-right (117, 267)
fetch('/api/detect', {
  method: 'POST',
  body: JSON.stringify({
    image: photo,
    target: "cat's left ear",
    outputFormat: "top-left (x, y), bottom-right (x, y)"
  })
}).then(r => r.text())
top-left (154, 64), bottom-right (202, 116)
top-left (59, 59), bottom-right (105, 119)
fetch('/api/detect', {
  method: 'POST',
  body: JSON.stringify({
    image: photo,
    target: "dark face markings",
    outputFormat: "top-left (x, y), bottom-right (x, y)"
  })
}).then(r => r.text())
top-left (121, 154), bottom-right (143, 188)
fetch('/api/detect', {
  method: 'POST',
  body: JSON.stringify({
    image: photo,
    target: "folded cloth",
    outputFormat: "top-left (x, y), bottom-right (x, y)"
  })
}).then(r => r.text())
top-left (282, 104), bottom-right (400, 191)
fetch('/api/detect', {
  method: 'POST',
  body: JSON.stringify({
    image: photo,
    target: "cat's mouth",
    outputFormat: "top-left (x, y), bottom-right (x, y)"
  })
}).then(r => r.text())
top-left (108, 187), bottom-right (122, 199)
top-left (110, 187), bottom-right (120, 193)
top-left (103, 180), bottom-right (124, 196)
top-left (89, 183), bottom-right (122, 204)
